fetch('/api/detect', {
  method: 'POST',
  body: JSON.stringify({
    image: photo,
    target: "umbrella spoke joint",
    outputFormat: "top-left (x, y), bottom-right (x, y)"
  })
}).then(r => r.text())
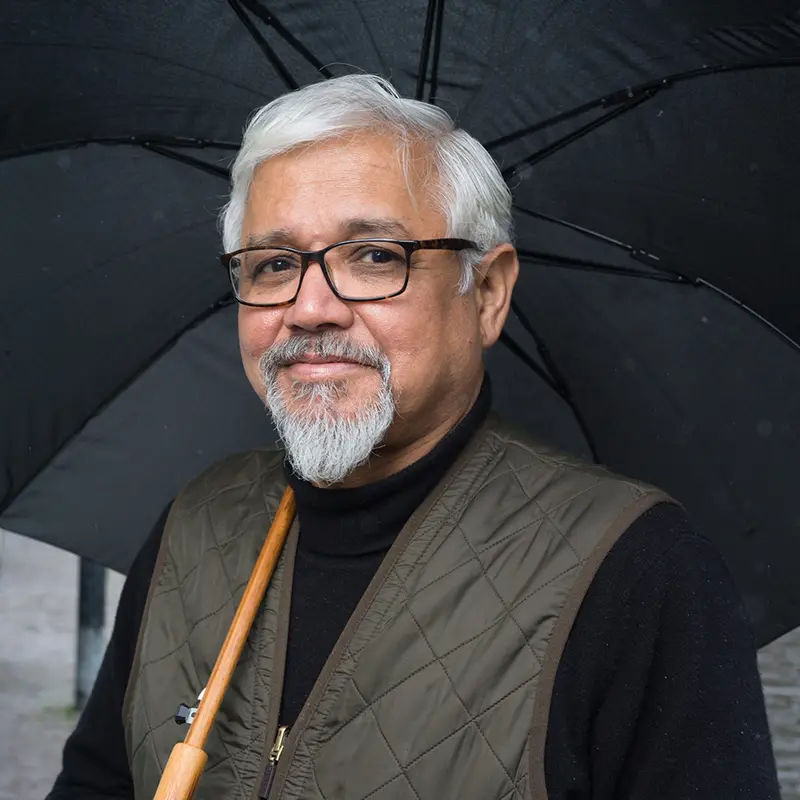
top-left (227, 0), bottom-right (299, 90)
top-left (238, 0), bottom-right (334, 78)
top-left (600, 80), bottom-right (671, 108)
top-left (139, 142), bottom-right (230, 180)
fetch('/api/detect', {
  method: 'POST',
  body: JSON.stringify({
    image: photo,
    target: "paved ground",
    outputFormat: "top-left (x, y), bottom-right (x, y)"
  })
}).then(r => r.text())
top-left (1, 530), bottom-right (799, 799)
top-left (760, 631), bottom-right (800, 798)
top-left (0, 531), bottom-right (123, 800)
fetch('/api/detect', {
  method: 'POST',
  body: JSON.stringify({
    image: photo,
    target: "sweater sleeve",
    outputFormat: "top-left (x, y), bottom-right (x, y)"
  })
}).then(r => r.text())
top-left (545, 503), bottom-right (780, 800)
top-left (45, 507), bottom-right (168, 800)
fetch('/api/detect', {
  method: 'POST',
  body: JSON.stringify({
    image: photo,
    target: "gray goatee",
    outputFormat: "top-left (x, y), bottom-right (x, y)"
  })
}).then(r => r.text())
top-left (259, 332), bottom-right (395, 485)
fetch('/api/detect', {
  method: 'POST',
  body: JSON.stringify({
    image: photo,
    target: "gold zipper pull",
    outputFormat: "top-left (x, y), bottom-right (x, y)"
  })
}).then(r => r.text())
top-left (260, 726), bottom-right (290, 799)
top-left (269, 725), bottom-right (289, 763)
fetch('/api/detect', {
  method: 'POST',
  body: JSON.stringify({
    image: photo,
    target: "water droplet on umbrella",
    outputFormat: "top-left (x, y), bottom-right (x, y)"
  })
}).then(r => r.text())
top-left (701, 316), bottom-right (709, 324)
top-left (56, 154), bottom-right (71, 171)
top-left (757, 420), bottom-right (773, 438)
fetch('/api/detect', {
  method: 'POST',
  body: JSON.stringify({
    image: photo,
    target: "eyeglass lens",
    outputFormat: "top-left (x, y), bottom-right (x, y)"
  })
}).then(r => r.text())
top-left (229, 240), bottom-right (409, 304)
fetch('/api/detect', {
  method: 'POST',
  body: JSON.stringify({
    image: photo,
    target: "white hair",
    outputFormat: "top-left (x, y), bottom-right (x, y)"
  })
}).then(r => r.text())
top-left (219, 74), bottom-right (513, 292)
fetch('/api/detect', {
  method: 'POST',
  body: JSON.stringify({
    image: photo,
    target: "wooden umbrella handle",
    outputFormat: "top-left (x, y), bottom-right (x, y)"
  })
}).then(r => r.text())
top-left (153, 486), bottom-right (296, 800)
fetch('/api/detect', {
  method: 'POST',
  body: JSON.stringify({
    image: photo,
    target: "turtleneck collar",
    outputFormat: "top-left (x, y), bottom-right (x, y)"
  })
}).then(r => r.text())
top-left (284, 377), bottom-right (492, 558)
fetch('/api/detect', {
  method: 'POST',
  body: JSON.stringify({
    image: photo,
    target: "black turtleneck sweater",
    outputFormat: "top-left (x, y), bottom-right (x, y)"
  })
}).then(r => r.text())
top-left (280, 383), bottom-right (492, 726)
top-left (48, 382), bottom-right (779, 799)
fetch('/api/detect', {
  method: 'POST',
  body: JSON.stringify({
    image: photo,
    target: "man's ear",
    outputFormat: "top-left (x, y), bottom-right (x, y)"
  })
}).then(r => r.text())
top-left (474, 244), bottom-right (519, 348)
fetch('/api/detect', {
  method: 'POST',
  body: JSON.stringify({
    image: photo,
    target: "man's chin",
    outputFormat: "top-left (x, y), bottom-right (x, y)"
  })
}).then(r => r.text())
top-left (272, 381), bottom-right (370, 421)
top-left (263, 366), bottom-right (397, 484)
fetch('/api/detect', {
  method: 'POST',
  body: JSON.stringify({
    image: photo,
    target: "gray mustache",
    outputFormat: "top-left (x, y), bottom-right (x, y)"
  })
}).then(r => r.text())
top-left (259, 333), bottom-right (390, 375)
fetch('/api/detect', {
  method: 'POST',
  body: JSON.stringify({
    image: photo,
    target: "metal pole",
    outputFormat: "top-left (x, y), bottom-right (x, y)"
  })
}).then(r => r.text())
top-left (75, 558), bottom-right (106, 711)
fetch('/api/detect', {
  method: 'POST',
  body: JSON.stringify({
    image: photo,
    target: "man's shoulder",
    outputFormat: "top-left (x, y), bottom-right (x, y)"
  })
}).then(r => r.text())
top-left (171, 447), bottom-right (286, 514)
top-left (483, 413), bottom-right (668, 500)
top-left (155, 448), bottom-right (288, 580)
top-left (593, 502), bottom-right (708, 603)
top-left (448, 415), bottom-right (677, 573)
top-left (485, 414), bottom-right (599, 470)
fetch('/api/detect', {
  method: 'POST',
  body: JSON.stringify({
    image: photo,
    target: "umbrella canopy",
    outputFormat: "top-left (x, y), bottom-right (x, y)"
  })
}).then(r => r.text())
top-left (1, 0), bottom-right (798, 646)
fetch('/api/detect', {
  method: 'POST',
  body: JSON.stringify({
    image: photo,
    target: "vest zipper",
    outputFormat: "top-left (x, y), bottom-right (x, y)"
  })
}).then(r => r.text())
top-left (258, 725), bottom-right (289, 799)
top-left (250, 517), bottom-right (299, 800)
top-left (256, 425), bottom-right (493, 799)
top-left (260, 433), bottom-right (493, 799)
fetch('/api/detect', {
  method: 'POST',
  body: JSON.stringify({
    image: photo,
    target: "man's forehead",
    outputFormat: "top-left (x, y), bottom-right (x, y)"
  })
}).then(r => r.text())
top-left (245, 217), bottom-right (414, 248)
top-left (242, 135), bottom-right (443, 247)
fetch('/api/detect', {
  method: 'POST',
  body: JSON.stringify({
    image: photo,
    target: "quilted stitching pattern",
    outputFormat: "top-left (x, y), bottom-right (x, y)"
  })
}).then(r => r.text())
top-left (285, 422), bottom-right (657, 800)
top-left (127, 423), bottom-right (663, 800)
top-left (127, 451), bottom-right (288, 800)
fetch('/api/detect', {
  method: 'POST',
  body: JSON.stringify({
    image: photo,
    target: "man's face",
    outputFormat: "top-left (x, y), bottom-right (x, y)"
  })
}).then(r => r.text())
top-left (238, 133), bottom-right (495, 477)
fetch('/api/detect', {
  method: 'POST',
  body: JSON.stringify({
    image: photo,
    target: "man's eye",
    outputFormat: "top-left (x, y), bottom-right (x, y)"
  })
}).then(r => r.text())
top-left (356, 248), bottom-right (402, 264)
top-left (253, 257), bottom-right (294, 274)
top-left (368, 249), bottom-right (396, 263)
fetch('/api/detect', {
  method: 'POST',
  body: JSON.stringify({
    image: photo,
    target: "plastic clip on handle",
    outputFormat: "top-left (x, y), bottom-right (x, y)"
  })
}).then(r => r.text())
top-left (152, 487), bottom-right (297, 800)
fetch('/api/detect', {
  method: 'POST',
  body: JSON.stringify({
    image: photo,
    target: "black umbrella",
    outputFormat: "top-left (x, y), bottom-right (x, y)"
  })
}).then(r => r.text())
top-left (1, 0), bottom-right (798, 647)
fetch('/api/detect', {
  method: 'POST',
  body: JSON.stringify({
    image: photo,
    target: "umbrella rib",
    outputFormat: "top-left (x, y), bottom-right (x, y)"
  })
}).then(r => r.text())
top-left (416, 0), bottom-right (439, 101)
top-left (484, 96), bottom-right (612, 152)
top-left (513, 205), bottom-right (694, 282)
top-left (516, 249), bottom-right (688, 283)
top-left (0, 136), bottom-right (241, 163)
top-left (486, 57), bottom-right (800, 153)
top-left (518, 253), bottom-right (800, 354)
top-left (227, 0), bottom-right (299, 90)
top-left (506, 301), bottom-right (601, 464)
top-left (514, 205), bottom-right (638, 252)
top-left (0, 293), bottom-right (237, 517)
top-left (139, 142), bottom-right (230, 179)
top-left (498, 330), bottom-right (563, 398)
top-left (239, 0), bottom-right (333, 77)
top-left (428, 0), bottom-right (446, 104)
top-left (694, 279), bottom-right (800, 354)
top-left (501, 90), bottom-right (658, 179)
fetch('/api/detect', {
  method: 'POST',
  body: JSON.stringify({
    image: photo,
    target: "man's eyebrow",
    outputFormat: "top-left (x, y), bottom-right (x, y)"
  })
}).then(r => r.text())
top-left (341, 218), bottom-right (412, 239)
top-left (245, 229), bottom-right (294, 248)
top-left (243, 219), bottom-right (413, 250)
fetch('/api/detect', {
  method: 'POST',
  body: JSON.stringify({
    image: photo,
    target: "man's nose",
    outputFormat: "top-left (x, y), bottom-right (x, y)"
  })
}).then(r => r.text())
top-left (282, 260), bottom-right (354, 332)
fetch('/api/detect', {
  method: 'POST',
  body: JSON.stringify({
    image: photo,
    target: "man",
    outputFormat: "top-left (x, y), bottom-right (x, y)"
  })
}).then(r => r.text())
top-left (48, 75), bottom-right (779, 800)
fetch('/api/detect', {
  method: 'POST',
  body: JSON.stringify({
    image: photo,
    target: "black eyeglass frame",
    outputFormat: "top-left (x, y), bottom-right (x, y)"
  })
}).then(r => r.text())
top-left (220, 237), bottom-right (479, 307)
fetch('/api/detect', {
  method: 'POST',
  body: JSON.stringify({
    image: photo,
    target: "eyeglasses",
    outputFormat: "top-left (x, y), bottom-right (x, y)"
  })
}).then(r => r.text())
top-left (220, 238), bottom-right (478, 307)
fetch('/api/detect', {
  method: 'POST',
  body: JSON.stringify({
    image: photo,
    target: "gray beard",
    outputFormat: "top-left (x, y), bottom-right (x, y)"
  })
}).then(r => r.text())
top-left (259, 333), bottom-right (395, 485)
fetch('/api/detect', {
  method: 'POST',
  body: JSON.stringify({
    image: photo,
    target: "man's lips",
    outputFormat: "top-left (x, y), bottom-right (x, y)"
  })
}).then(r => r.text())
top-left (282, 356), bottom-right (371, 378)
top-left (284, 354), bottom-right (363, 365)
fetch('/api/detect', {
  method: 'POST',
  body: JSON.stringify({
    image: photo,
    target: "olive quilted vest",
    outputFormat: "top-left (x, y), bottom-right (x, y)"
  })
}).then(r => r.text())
top-left (124, 416), bottom-right (671, 799)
